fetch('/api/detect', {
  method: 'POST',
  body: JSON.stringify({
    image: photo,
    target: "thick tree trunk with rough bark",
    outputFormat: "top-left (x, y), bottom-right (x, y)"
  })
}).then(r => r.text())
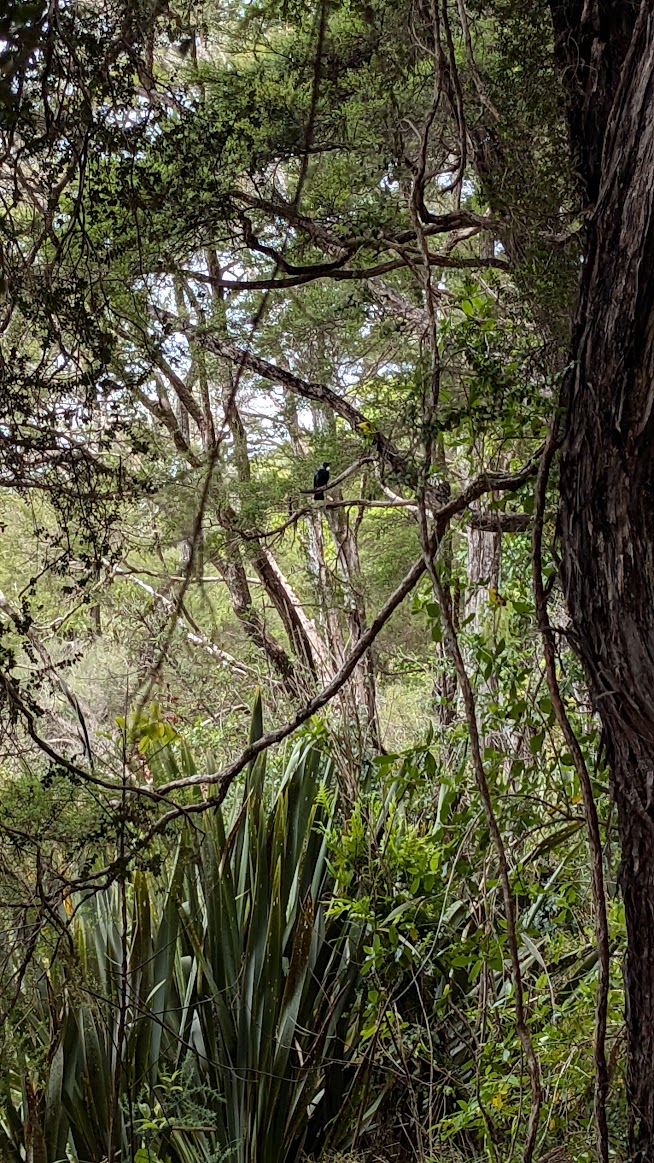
top-left (552, 3), bottom-right (654, 1155)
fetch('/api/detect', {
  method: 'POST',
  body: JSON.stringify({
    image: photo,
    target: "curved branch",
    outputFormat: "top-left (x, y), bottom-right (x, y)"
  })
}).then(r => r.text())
top-left (172, 250), bottom-right (508, 293)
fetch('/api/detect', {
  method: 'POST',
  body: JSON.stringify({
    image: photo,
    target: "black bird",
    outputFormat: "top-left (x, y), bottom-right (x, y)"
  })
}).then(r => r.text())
top-left (313, 461), bottom-right (330, 501)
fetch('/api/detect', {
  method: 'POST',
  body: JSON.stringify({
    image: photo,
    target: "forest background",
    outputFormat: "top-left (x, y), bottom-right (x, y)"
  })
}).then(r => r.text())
top-left (0, 1), bottom-right (649, 1162)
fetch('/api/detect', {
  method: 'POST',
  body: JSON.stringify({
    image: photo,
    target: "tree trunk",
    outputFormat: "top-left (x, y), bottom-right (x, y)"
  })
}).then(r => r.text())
top-left (212, 543), bottom-right (301, 698)
top-left (465, 515), bottom-right (500, 631)
top-left (251, 544), bottom-right (333, 682)
top-left (552, 3), bottom-right (654, 1155)
top-left (325, 491), bottom-right (382, 747)
top-left (220, 396), bottom-right (329, 685)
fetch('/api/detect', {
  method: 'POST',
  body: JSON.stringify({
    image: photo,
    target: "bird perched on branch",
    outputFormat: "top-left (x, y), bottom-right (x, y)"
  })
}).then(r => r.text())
top-left (313, 461), bottom-right (330, 501)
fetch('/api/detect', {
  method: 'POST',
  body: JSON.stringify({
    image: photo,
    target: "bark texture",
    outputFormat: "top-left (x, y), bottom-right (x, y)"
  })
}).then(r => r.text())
top-left (465, 518), bottom-right (500, 630)
top-left (212, 543), bottom-right (301, 697)
top-left (552, 3), bottom-right (654, 1155)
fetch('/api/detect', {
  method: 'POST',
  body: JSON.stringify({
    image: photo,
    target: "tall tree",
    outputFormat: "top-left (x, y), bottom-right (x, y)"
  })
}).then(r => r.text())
top-left (551, 2), bottom-right (654, 1157)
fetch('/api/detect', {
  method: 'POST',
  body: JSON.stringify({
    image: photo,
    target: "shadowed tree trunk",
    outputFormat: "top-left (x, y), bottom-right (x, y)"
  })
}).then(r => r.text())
top-left (325, 484), bottom-right (382, 747)
top-left (551, 2), bottom-right (654, 1156)
top-left (216, 396), bottom-right (328, 686)
top-left (212, 542), bottom-right (302, 698)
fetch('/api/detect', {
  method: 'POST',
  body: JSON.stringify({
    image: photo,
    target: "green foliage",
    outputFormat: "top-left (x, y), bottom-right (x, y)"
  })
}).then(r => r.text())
top-left (0, 704), bottom-right (375, 1163)
top-left (328, 748), bottom-right (626, 1159)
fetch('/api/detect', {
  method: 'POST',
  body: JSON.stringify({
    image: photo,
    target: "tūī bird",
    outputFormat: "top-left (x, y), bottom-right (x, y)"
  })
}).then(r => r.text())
top-left (313, 461), bottom-right (330, 501)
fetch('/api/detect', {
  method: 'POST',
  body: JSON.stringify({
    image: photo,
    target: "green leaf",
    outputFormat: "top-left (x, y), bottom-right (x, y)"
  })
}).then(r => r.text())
top-left (529, 731), bottom-right (545, 754)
